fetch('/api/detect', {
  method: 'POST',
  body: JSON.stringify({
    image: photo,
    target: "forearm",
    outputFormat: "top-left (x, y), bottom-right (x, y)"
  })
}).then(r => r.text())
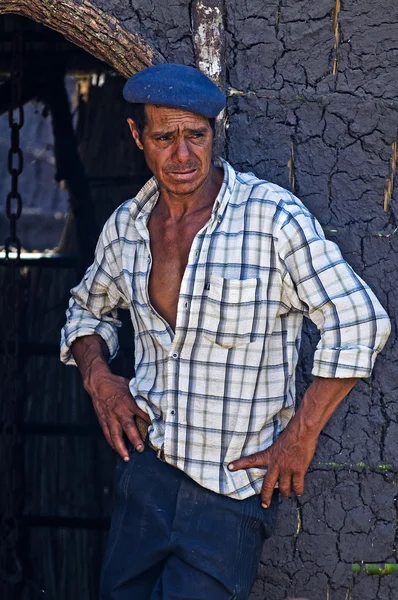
top-left (70, 334), bottom-right (111, 394)
top-left (289, 375), bottom-right (359, 438)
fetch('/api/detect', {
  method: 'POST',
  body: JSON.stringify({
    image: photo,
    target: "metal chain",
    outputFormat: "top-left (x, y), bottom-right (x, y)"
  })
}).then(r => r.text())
top-left (1, 23), bottom-right (24, 598)
top-left (5, 25), bottom-right (24, 260)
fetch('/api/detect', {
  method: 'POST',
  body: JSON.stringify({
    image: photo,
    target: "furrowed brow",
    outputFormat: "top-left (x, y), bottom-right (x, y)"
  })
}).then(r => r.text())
top-left (151, 129), bottom-right (174, 137)
top-left (186, 127), bottom-right (209, 135)
top-left (150, 126), bottom-right (209, 137)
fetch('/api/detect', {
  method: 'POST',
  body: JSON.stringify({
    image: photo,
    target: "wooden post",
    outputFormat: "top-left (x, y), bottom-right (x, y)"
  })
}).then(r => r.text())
top-left (191, 0), bottom-right (226, 154)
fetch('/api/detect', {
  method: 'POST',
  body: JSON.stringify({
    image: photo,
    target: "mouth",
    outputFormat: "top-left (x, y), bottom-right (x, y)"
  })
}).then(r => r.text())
top-left (166, 168), bottom-right (198, 181)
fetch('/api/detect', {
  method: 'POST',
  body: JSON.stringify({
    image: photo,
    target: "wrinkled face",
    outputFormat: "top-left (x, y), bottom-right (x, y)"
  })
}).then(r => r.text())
top-left (128, 104), bottom-right (214, 197)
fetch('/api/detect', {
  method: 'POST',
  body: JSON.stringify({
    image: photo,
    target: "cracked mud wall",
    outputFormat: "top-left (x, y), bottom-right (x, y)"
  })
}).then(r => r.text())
top-left (224, 1), bottom-right (398, 599)
top-left (17, 0), bottom-right (395, 598)
top-left (93, 0), bottom-right (195, 65)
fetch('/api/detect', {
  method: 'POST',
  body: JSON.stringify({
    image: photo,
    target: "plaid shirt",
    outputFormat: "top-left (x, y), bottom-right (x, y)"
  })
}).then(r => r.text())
top-left (61, 158), bottom-right (390, 499)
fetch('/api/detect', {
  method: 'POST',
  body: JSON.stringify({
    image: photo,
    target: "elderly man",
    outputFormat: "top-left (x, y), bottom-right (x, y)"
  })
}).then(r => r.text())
top-left (61, 64), bottom-right (390, 599)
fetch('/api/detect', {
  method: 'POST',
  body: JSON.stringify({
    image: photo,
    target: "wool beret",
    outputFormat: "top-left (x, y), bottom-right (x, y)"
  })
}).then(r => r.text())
top-left (123, 64), bottom-right (226, 118)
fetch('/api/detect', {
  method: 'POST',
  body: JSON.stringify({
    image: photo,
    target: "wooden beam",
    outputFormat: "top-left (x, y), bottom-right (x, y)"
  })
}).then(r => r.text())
top-left (0, 1), bottom-right (164, 77)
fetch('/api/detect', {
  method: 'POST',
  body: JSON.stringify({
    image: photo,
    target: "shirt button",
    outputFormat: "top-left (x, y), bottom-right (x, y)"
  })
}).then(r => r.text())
top-left (184, 301), bottom-right (189, 310)
top-left (170, 409), bottom-right (175, 415)
top-left (217, 215), bottom-right (222, 224)
top-left (171, 352), bottom-right (179, 359)
top-left (195, 250), bottom-right (199, 257)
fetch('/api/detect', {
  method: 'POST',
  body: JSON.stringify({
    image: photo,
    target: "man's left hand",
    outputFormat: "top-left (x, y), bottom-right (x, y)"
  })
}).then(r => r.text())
top-left (228, 425), bottom-right (318, 508)
top-left (229, 377), bottom-right (359, 508)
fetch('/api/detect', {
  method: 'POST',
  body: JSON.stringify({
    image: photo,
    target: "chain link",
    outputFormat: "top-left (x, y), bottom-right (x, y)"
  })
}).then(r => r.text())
top-left (1, 22), bottom-right (24, 597)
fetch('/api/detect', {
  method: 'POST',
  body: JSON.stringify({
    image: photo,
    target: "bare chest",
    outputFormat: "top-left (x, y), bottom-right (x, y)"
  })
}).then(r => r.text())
top-left (147, 211), bottom-right (211, 330)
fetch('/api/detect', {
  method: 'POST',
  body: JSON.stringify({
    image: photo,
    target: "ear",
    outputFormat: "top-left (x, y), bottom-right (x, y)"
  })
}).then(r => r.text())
top-left (127, 118), bottom-right (144, 150)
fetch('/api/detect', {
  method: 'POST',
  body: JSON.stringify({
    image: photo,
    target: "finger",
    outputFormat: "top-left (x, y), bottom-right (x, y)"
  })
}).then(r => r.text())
top-left (278, 473), bottom-right (292, 498)
top-left (292, 472), bottom-right (305, 497)
top-left (228, 450), bottom-right (269, 471)
top-left (125, 394), bottom-right (151, 424)
top-left (95, 411), bottom-right (114, 449)
top-left (260, 467), bottom-right (279, 508)
top-left (109, 422), bottom-right (130, 462)
top-left (99, 420), bottom-right (114, 451)
top-left (121, 392), bottom-right (151, 425)
top-left (121, 418), bottom-right (145, 453)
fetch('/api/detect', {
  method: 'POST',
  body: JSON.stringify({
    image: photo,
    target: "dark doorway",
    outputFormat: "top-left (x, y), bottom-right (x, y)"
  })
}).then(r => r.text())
top-left (0, 15), bottom-right (150, 600)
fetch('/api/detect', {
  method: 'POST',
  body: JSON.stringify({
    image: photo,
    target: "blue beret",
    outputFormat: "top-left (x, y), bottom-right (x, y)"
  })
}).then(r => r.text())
top-left (123, 64), bottom-right (226, 119)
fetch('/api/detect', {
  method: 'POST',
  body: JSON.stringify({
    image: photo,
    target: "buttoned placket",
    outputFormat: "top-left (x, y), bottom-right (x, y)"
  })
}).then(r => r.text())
top-left (164, 218), bottom-right (215, 458)
top-left (164, 201), bottom-right (234, 461)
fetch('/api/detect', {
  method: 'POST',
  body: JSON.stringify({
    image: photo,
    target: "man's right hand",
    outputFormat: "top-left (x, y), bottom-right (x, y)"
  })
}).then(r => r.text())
top-left (70, 335), bottom-right (151, 461)
top-left (87, 372), bottom-right (151, 460)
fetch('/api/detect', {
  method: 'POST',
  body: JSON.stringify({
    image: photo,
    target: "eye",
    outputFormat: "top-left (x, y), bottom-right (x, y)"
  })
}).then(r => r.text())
top-left (156, 135), bottom-right (171, 142)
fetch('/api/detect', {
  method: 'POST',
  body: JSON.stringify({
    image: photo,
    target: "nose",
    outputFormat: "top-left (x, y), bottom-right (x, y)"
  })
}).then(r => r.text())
top-left (173, 137), bottom-right (191, 161)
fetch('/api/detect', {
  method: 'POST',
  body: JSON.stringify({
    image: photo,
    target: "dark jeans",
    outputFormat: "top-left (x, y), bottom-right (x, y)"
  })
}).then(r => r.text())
top-left (100, 445), bottom-right (278, 600)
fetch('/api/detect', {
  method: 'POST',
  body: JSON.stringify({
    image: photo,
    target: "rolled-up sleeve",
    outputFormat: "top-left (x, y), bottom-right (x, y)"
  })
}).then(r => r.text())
top-left (60, 215), bottom-right (128, 366)
top-left (278, 207), bottom-right (391, 378)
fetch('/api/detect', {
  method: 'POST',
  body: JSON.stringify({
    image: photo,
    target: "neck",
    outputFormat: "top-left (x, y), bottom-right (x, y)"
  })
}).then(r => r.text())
top-left (157, 164), bottom-right (223, 220)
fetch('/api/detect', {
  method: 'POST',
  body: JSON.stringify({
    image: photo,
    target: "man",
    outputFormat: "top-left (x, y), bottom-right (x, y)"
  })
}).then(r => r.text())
top-left (61, 64), bottom-right (390, 599)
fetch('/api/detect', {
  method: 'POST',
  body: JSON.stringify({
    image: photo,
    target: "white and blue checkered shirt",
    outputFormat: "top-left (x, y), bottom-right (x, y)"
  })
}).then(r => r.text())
top-left (61, 158), bottom-right (390, 499)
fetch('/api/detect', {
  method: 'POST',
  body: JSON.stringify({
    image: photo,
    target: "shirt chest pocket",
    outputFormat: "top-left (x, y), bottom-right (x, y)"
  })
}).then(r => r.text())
top-left (202, 274), bottom-right (259, 349)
